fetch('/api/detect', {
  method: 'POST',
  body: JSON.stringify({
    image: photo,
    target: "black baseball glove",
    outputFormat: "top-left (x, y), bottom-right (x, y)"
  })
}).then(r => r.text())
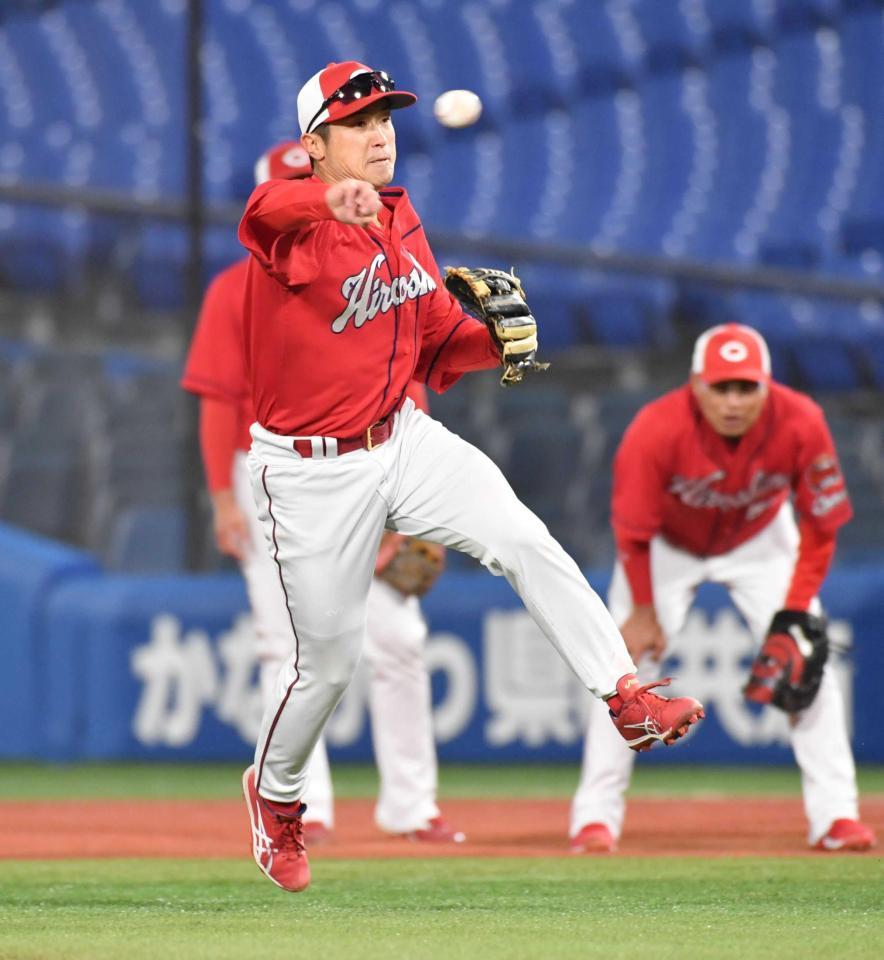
top-left (744, 610), bottom-right (829, 713)
top-left (443, 266), bottom-right (549, 386)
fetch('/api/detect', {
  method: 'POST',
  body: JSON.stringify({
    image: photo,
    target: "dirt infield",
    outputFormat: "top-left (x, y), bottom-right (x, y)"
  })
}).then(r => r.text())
top-left (2, 796), bottom-right (882, 859)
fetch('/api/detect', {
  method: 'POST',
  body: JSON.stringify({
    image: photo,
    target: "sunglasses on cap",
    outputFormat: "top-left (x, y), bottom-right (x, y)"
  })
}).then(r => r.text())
top-left (306, 70), bottom-right (397, 134)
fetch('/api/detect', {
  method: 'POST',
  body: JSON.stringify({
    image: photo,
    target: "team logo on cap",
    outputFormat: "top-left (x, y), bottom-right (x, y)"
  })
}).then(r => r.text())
top-left (719, 340), bottom-right (749, 363)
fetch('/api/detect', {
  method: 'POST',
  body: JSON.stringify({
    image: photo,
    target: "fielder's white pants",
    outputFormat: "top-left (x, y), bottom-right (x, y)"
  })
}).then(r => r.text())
top-left (571, 503), bottom-right (859, 845)
top-left (234, 452), bottom-right (440, 832)
top-left (248, 399), bottom-right (635, 804)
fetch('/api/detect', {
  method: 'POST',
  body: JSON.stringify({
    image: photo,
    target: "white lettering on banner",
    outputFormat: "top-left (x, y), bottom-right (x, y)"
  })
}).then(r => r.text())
top-left (131, 615), bottom-right (220, 747)
top-left (130, 607), bottom-right (853, 752)
top-left (132, 613), bottom-right (263, 747)
top-left (483, 609), bottom-right (587, 747)
top-left (331, 251), bottom-right (437, 333)
top-left (131, 614), bottom-right (477, 750)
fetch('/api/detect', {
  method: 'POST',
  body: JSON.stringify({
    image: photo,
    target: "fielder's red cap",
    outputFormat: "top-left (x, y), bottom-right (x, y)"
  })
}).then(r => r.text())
top-left (254, 141), bottom-right (312, 186)
top-left (691, 323), bottom-right (772, 385)
top-left (297, 61), bottom-right (417, 135)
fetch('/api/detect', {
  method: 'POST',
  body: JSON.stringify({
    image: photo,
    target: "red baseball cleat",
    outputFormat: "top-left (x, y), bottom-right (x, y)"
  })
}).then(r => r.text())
top-left (242, 765), bottom-right (311, 892)
top-left (399, 816), bottom-right (466, 844)
top-left (569, 822), bottom-right (617, 854)
top-left (608, 674), bottom-right (704, 752)
top-left (813, 819), bottom-right (877, 852)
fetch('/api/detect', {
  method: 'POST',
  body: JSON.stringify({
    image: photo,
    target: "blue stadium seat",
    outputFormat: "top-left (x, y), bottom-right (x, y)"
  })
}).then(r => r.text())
top-left (790, 338), bottom-right (862, 391)
top-left (760, 30), bottom-right (841, 264)
top-left (578, 279), bottom-right (676, 348)
top-left (557, 94), bottom-right (622, 244)
top-left (630, 0), bottom-right (705, 74)
top-left (705, 0), bottom-right (773, 53)
top-left (556, 0), bottom-right (635, 94)
top-left (838, 7), bottom-right (884, 225)
top-left (0, 447), bottom-right (80, 541)
top-left (684, 51), bottom-right (767, 262)
top-left (774, 0), bottom-right (842, 32)
top-left (103, 503), bottom-right (186, 572)
top-left (862, 336), bottom-right (884, 387)
top-left (619, 72), bottom-right (693, 253)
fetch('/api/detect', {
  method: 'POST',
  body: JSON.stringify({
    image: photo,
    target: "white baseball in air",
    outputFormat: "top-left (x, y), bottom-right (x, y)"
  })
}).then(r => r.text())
top-left (433, 89), bottom-right (483, 128)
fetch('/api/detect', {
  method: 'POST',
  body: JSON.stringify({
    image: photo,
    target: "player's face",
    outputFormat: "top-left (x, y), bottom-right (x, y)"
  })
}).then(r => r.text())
top-left (319, 103), bottom-right (396, 188)
top-left (691, 377), bottom-right (768, 437)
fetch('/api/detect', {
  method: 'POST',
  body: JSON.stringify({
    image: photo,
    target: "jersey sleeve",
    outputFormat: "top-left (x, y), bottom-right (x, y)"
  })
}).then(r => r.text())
top-left (199, 396), bottom-right (240, 494)
top-left (610, 406), bottom-right (669, 545)
top-left (792, 405), bottom-right (853, 532)
top-left (784, 517), bottom-right (837, 610)
top-left (238, 179), bottom-right (336, 288)
top-left (181, 266), bottom-right (248, 404)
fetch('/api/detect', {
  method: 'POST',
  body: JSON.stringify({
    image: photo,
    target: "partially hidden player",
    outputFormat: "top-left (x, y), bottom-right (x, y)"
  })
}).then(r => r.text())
top-left (570, 323), bottom-right (876, 855)
top-left (183, 141), bottom-right (464, 845)
top-left (237, 61), bottom-right (705, 892)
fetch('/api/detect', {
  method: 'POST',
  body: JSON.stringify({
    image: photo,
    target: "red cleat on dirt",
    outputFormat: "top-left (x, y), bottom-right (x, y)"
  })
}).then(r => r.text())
top-left (242, 764), bottom-right (311, 892)
top-left (399, 816), bottom-right (466, 844)
top-left (569, 822), bottom-right (617, 854)
top-left (813, 819), bottom-right (876, 852)
top-left (608, 674), bottom-right (704, 752)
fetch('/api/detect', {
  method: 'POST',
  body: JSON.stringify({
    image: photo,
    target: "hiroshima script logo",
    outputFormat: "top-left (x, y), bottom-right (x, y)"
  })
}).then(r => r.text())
top-left (668, 469), bottom-right (790, 512)
top-left (332, 251), bottom-right (437, 333)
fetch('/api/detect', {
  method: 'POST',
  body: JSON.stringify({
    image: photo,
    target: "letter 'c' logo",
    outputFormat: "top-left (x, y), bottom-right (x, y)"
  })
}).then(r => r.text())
top-left (719, 340), bottom-right (748, 363)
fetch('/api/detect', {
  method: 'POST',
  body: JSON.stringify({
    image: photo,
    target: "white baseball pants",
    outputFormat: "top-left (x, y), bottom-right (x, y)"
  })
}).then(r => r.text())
top-left (248, 399), bottom-right (635, 804)
top-left (571, 503), bottom-right (860, 845)
top-left (234, 452), bottom-right (440, 832)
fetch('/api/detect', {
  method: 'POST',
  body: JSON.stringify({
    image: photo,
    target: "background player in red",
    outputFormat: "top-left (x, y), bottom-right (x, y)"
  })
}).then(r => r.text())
top-left (238, 60), bottom-right (704, 893)
top-left (570, 323), bottom-right (876, 855)
top-left (183, 141), bottom-right (463, 845)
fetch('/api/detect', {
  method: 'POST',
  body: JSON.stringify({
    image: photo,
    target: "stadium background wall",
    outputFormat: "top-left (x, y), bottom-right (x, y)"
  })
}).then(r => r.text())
top-left (2, 522), bottom-right (882, 765)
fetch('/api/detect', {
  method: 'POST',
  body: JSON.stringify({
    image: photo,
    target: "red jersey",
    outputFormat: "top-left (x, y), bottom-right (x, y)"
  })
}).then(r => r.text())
top-left (181, 258), bottom-right (253, 452)
top-left (182, 256), bottom-right (432, 493)
top-left (613, 383), bottom-right (852, 557)
top-left (237, 177), bottom-right (500, 437)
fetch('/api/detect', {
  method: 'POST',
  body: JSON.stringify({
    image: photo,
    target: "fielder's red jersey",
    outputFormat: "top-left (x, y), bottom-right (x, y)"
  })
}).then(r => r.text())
top-left (181, 258), bottom-right (253, 452)
top-left (613, 382), bottom-right (852, 558)
top-left (238, 177), bottom-right (500, 437)
top-left (182, 257), bottom-right (432, 493)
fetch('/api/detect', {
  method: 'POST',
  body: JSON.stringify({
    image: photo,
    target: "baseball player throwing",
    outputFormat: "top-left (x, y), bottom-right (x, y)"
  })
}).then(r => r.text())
top-left (183, 142), bottom-right (463, 844)
top-left (570, 323), bottom-right (876, 855)
top-left (238, 60), bottom-right (704, 892)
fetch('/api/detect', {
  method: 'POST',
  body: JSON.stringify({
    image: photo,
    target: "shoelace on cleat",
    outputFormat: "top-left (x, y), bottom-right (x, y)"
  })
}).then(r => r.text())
top-left (273, 817), bottom-right (306, 857)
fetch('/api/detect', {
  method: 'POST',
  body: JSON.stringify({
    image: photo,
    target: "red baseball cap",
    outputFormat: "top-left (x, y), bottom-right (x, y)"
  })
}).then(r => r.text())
top-left (691, 323), bottom-right (772, 384)
top-left (253, 141), bottom-right (312, 186)
top-left (297, 61), bottom-right (416, 135)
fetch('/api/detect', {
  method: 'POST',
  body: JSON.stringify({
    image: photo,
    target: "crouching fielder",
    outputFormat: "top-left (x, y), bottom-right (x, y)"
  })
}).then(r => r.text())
top-left (570, 323), bottom-right (875, 855)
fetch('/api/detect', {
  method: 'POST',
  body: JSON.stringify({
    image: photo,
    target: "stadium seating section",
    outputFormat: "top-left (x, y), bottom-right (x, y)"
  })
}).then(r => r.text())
top-left (0, 0), bottom-right (883, 569)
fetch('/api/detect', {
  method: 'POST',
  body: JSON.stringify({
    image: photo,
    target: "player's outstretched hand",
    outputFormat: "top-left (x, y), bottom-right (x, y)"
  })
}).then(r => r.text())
top-left (326, 179), bottom-right (381, 225)
top-left (211, 490), bottom-right (250, 561)
top-left (620, 604), bottom-right (666, 663)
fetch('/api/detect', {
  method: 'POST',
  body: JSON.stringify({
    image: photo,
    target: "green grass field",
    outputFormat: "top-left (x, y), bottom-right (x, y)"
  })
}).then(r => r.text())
top-left (2, 764), bottom-right (883, 959)
top-left (3, 761), bottom-right (884, 800)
